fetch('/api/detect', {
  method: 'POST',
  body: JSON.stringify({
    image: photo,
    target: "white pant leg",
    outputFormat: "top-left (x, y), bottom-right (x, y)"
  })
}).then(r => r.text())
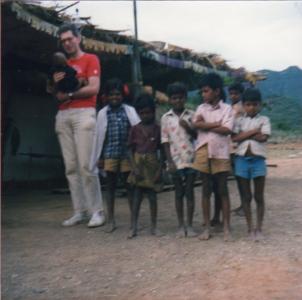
top-left (70, 108), bottom-right (104, 214)
top-left (55, 110), bottom-right (87, 214)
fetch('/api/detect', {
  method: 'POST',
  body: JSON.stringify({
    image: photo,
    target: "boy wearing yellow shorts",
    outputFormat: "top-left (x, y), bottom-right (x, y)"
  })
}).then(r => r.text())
top-left (192, 73), bottom-right (234, 241)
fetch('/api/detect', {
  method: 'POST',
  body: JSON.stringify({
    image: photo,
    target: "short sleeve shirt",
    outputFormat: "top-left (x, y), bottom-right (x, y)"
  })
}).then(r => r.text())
top-left (193, 101), bottom-right (234, 159)
top-left (161, 109), bottom-right (195, 169)
top-left (233, 113), bottom-right (271, 158)
top-left (103, 105), bottom-right (130, 159)
top-left (128, 123), bottom-right (161, 154)
top-left (59, 53), bottom-right (100, 110)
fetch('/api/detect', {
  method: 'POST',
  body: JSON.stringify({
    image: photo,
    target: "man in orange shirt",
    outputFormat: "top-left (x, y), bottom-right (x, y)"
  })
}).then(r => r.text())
top-left (50, 23), bottom-right (105, 227)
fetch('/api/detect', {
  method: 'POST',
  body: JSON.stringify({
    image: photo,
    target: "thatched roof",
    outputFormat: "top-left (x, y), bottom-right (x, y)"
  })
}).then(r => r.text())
top-left (2, 1), bottom-right (265, 86)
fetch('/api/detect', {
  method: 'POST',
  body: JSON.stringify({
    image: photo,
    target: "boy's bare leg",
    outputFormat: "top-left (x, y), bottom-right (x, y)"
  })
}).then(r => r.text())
top-left (121, 172), bottom-right (134, 228)
top-left (105, 171), bottom-right (117, 233)
top-left (128, 187), bottom-right (143, 238)
top-left (199, 173), bottom-right (212, 240)
top-left (238, 177), bottom-right (254, 239)
top-left (185, 172), bottom-right (197, 237)
top-left (172, 173), bottom-right (186, 238)
top-left (211, 176), bottom-right (222, 226)
top-left (254, 176), bottom-right (265, 241)
top-left (147, 189), bottom-right (161, 236)
top-left (215, 172), bottom-right (232, 241)
top-left (233, 176), bottom-right (245, 216)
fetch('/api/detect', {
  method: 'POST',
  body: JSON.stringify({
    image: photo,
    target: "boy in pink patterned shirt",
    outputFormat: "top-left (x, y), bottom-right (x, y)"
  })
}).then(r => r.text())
top-left (192, 73), bottom-right (234, 241)
top-left (161, 82), bottom-right (197, 238)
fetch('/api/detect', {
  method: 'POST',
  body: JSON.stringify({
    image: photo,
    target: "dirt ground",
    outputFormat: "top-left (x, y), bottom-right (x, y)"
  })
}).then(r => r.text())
top-left (2, 142), bottom-right (302, 300)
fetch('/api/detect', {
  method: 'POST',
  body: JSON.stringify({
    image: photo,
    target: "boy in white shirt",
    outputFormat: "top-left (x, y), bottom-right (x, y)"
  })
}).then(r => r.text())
top-left (232, 88), bottom-right (271, 241)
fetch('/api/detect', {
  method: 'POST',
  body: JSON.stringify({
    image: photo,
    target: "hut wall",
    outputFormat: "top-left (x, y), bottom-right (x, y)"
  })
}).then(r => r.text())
top-left (3, 92), bottom-right (65, 183)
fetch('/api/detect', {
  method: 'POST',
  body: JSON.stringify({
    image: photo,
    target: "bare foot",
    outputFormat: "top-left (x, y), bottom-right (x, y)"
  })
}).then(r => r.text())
top-left (224, 229), bottom-right (234, 242)
top-left (199, 229), bottom-right (211, 240)
top-left (104, 221), bottom-right (116, 233)
top-left (254, 230), bottom-right (265, 242)
top-left (151, 227), bottom-right (164, 237)
top-left (127, 229), bottom-right (137, 239)
top-left (186, 226), bottom-right (198, 237)
top-left (176, 227), bottom-right (186, 238)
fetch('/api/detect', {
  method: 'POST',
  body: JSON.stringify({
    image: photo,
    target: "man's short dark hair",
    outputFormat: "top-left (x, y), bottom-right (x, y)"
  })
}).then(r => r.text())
top-left (134, 93), bottom-right (156, 112)
top-left (58, 23), bottom-right (80, 37)
top-left (228, 82), bottom-right (244, 94)
top-left (242, 88), bottom-right (262, 103)
top-left (167, 82), bottom-right (187, 97)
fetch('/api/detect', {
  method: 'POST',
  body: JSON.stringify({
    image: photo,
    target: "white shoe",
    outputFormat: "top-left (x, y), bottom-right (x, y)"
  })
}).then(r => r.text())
top-left (88, 211), bottom-right (105, 228)
top-left (62, 213), bottom-right (85, 227)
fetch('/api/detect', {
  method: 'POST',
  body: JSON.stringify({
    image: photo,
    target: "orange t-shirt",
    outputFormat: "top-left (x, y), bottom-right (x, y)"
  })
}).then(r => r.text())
top-left (58, 53), bottom-right (101, 110)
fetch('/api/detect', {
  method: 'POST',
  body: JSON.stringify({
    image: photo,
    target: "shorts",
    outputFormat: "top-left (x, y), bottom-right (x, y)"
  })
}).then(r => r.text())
top-left (104, 158), bottom-right (131, 173)
top-left (192, 145), bottom-right (231, 175)
top-left (234, 155), bottom-right (266, 179)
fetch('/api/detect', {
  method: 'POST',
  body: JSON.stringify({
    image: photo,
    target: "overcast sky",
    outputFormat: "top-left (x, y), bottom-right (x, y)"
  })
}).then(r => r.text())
top-left (45, 1), bottom-right (302, 72)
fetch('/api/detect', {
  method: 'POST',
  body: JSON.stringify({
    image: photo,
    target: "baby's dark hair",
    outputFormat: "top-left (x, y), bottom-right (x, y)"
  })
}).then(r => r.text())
top-left (228, 82), bottom-right (244, 94)
top-left (58, 23), bottom-right (80, 37)
top-left (134, 93), bottom-right (156, 112)
top-left (167, 82), bottom-right (187, 97)
top-left (242, 88), bottom-right (262, 103)
top-left (53, 52), bottom-right (67, 66)
top-left (198, 73), bottom-right (224, 98)
top-left (104, 78), bottom-right (124, 95)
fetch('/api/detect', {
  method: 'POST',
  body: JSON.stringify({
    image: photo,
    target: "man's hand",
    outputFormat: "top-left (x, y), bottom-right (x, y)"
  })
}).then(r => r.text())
top-left (56, 91), bottom-right (70, 103)
top-left (53, 72), bottom-right (66, 83)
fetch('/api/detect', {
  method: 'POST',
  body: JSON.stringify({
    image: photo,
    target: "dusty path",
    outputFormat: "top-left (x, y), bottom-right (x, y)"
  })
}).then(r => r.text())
top-left (2, 143), bottom-right (302, 300)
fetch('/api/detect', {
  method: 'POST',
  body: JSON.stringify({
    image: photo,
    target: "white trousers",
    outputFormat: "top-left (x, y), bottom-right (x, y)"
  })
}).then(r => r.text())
top-left (55, 108), bottom-right (103, 214)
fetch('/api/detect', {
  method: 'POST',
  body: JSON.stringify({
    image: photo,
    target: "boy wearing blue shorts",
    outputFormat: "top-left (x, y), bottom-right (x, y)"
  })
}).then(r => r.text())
top-left (232, 88), bottom-right (271, 241)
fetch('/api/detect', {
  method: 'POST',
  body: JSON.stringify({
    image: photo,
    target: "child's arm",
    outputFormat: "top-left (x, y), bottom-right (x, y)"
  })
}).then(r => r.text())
top-left (252, 133), bottom-right (269, 142)
top-left (127, 149), bottom-right (141, 179)
top-left (204, 107), bottom-right (234, 135)
top-left (127, 128), bottom-right (142, 180)
top-left (161, 116), bottom-right (177, 173)
top-left (162, 143), bottom-right (177, 173)
top-left (210, 126), bottom-right (233, 135)
top-left (251, 117), bottom-right (271, 143)
top-left (232, 128), bottom-right (261, 142)
top-left (179, 119), bottom-right (197, 139)
top-left (193, 115), bottom-right (220, 131)
top-left (154, 145), bottom-right (165, 183)
top-left (193, 120), bottom-right (221, 130)
top-left (210, 105), bottom-right (234, 136)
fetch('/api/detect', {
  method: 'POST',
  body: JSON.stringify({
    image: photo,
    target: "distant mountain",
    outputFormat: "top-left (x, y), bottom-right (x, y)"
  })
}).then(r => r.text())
top-left (256, 66), bottom-right (302, 103)
top-left (256, 66), bottom-right (302, 135)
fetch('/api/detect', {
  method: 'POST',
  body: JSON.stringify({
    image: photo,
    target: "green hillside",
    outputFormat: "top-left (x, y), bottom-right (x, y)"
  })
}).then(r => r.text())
top-left (257, 66), bottom-right (302, 139)
top-left (262, 96), bottom-right (302, 140)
